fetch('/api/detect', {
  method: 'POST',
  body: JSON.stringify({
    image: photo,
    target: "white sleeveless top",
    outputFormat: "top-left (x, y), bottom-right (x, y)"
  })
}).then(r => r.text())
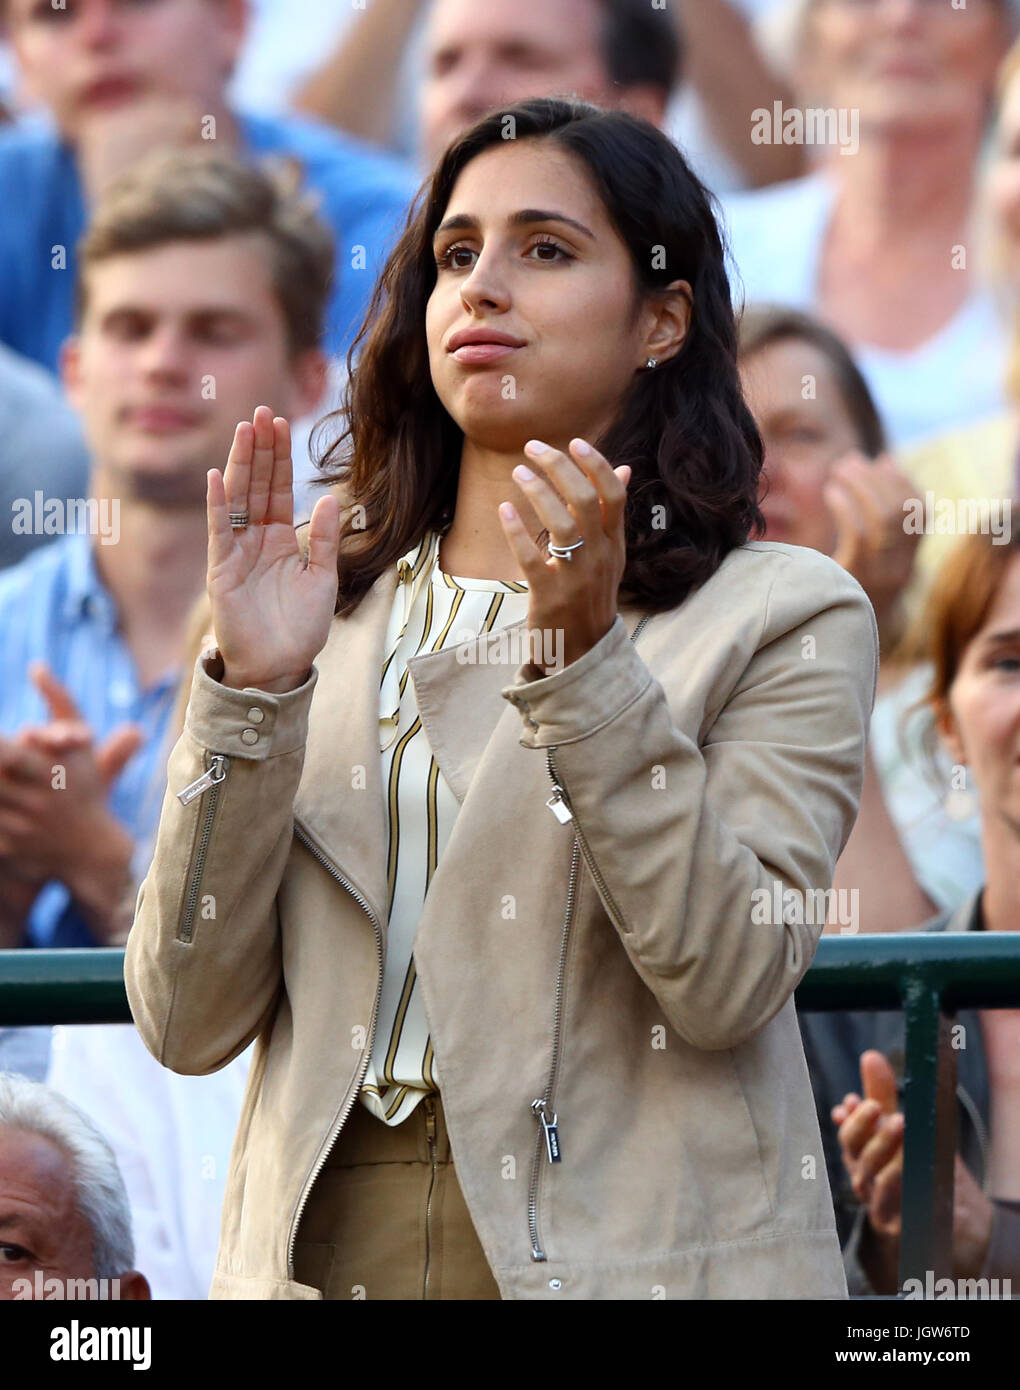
top-left (358, 528), bottom-right (530, 1125)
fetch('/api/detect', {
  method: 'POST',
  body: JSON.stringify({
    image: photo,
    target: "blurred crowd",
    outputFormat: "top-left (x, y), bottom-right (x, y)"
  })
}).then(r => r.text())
top-left (0, 0), bottom-right (1018, 1301)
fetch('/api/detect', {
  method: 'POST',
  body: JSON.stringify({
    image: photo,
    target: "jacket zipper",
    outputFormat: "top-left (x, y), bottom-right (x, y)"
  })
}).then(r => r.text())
top-left (527, 822), bottom-right (580, 1261)
top-left (176, 754), bottom-right (230, 943)
top-left (287, 821), bottom-right (385, 1282)
top-left (423, 1094), bottom-right (438, 1297)
top-left (546, 752), bottom-right (631, 935)
top-left (527, 612), bottom-right (651, 1263)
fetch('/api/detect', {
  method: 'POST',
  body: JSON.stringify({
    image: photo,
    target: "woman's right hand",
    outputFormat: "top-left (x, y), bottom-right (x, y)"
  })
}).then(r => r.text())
top-left (206, 406), bottom-right (341, 694)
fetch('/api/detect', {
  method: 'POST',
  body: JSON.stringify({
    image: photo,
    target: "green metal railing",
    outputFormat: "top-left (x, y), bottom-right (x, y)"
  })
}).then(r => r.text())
top-left (3, 932), bottom-right (1020, 1294)
top-left (797, 931), bottom-right (1020, 1292)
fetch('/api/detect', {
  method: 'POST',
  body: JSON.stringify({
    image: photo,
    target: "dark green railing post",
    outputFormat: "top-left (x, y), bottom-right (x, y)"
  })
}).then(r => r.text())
top-left (796, 931), bottom-right (1020, 1297)
top-left (898, 979), bottom-right (956, 1287)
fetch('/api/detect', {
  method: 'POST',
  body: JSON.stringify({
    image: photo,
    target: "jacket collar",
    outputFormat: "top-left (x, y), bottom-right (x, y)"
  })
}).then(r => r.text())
top-left (291, 538), bottom-right (643, 933)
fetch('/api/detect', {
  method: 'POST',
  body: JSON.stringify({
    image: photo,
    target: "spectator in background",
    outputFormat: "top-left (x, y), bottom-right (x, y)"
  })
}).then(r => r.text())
top-left (724, 0), bottom-right (1015, 446)
top-left (0, 0), bottom-right (416, 375)
top-left (43, 596), bottom-right (251, 1301)
top-left (288, 0), bottom-right (803, 186)
top-left (0, 148), bottom-right (331, 976)
top-left (0, 341), bottom-right (89, 570)
top-left (800, 507), bottom-right (1020, 1294)
top-left (899, 34), bottom-right (1020, 603)
top-left (738, 304), bottom-right (982, 928)
top-left (46, 1017), bottom-right (250, 1300)
top-left (0, 1071), bottom-right (150, 1300)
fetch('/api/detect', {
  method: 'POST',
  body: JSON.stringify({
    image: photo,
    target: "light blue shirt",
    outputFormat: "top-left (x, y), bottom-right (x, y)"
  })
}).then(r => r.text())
top-left (0, 109), bottom-right (418, 374)
top-left (0, 532), bottom-right (179, 947)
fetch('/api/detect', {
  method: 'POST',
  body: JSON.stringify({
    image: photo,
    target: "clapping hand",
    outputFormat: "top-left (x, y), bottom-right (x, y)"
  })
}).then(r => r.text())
top-left (206, 406), bottom-right (342, 694)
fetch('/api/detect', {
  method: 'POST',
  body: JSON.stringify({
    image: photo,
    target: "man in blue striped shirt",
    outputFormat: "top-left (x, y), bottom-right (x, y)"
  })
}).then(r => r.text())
top-left (0, 147), bottom-right (333, 957)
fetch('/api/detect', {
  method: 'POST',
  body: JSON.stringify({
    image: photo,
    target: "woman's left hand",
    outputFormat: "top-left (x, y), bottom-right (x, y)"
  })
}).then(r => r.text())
top-left (498, 437), bottom-right (631, 674)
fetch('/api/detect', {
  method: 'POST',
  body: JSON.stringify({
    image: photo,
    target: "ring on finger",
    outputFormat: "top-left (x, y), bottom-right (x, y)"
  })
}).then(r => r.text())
top-left (547, 536), bottom-right (585, 562)
top-left (228, 508), bottom-right (250, 530)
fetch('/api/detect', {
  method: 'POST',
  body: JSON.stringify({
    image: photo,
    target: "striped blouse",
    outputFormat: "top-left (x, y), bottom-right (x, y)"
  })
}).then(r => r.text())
top-left (358, 528), bottom-right (530, 1126)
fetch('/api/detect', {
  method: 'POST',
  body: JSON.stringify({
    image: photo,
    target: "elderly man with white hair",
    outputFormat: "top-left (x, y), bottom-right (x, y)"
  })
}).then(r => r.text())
top-left (0, 1072), bottom-right (149, 1300)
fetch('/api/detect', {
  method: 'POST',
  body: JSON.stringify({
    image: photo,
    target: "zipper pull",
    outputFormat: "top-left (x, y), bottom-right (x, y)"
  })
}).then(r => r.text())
top-left (177, 754), bottom-right (229, 807)
top-left (532, 1099), bottom-right (562, 1163)
top-left (545, 787), bottom-right (573, 824)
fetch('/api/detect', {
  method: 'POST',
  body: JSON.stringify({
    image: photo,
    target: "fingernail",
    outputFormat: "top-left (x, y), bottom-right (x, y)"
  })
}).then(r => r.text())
top-left (513, 465), bottom-right (534, 482)
top-left (523, 440), bottom-right (547, 457)
top-left (571, 439), bottom-right (591, 455)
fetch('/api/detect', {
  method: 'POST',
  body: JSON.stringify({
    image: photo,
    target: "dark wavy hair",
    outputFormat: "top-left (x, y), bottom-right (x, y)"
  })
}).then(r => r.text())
top-left (313, 97), bottom-right (764, 617)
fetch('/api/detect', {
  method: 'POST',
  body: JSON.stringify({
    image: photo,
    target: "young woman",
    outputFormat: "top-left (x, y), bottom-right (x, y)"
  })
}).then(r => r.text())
top-left (802, 505), bottom-right (1020, 1294)
top-left (125, 98), bottom-right (878, 1301)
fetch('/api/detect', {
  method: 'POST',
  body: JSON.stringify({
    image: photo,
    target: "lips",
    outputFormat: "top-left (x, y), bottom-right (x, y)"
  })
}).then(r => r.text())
top-left (447, 328), bottom-right (525, 352)
top-left (447, 327), bottom-right (525, 365)
top-left (451, 343), bottom-right (521, 364)
top-left (80, 75), bottom-right (143, 109)
top-left (126, 406), bottom-right (202, 433)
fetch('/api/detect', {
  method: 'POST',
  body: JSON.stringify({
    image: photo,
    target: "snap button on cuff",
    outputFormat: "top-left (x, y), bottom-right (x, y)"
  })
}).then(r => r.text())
top-left (548, 1278), bottom-right (562, 1291)
top-left (240, 728), bottom-right (259, 745)
top-left (246, 707), bottom-right (265, 724)
top-left (526, 717), bottom-right (539, 730)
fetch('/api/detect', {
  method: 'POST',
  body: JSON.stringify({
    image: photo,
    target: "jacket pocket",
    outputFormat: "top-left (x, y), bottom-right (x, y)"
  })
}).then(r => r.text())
top-left (661, 1046), bottom-right (776, 1243)
top-left (723, 1049), bottom-right (776, 1226)
top-left (176, 753), bottom-right (231, 943)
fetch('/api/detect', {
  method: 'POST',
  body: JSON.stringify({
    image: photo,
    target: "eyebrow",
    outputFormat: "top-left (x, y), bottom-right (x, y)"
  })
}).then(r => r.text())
top-left (98, 306), bottom-right (258, 329)
top-left (433, 209), bottom-right (596, 241)
top-left (0, 1214), bottom-right (29, 1234)
top-left (981, 627), bottom-right (1020, 645)
top-left (100, 306), bottom-right (253, 319)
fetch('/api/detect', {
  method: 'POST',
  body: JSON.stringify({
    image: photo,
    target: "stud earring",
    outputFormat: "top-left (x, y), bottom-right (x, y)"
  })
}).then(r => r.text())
top-left (646, 357), bottom-right (659, 369)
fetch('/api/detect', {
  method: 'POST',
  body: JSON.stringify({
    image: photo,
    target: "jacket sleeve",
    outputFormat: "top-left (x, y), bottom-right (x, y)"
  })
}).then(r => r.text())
top-left (500, 550), bottom-right (878, 1051)
top-left (124, 649), bottom-right (318, 1075)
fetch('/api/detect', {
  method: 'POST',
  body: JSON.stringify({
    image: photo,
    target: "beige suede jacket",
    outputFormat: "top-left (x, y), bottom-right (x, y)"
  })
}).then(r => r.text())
top-left (125, 535), bottom-right (878, 1300)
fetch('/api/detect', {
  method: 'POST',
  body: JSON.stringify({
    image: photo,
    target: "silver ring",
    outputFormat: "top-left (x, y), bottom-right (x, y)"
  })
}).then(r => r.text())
top-left (228, 510), bottom-right (250, 530)
top-left (547, 537), bottom-right (585, 561)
